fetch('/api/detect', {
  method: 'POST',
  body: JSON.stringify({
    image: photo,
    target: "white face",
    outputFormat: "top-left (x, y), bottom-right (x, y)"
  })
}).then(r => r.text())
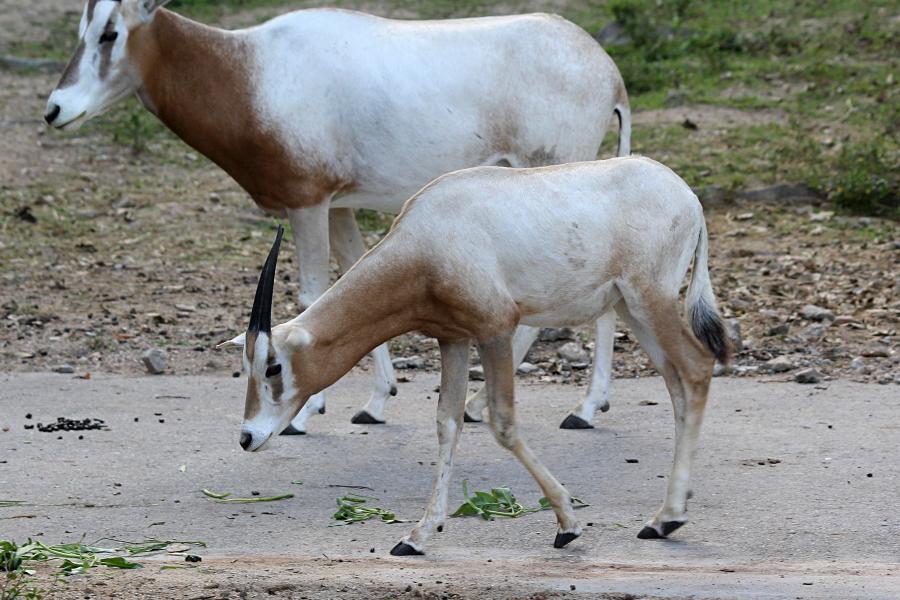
top-left (44, 0), bottom-right (157, 130)
top-left (231, 327), bottom-right (310, 452)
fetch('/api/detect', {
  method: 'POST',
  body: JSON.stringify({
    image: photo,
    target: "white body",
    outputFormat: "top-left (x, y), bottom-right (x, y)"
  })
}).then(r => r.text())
top-left (233, 157), bottom-right (728, 554)
top-left (47, 1), bottom-right (630, 431)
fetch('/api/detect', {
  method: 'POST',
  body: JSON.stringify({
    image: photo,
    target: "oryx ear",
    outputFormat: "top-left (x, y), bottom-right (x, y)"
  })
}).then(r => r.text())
top-left (217, 333), bottom-right (246, 349)
top-left (138, 0), bottom-right (172, 18)
top-left (285, 326), bottom-right (313, 350)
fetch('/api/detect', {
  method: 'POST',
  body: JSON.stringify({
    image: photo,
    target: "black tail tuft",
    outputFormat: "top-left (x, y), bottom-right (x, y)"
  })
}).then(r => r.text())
top-left (690, 300), bottom-right (730, 364)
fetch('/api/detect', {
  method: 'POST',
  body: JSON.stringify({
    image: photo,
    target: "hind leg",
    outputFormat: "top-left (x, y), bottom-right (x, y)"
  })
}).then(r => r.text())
top-left (614, 299), bottom-right (714, 539)
top-left (479, 335), bottom-right (581, 548)
top-left (560, 311), bottom-right (615, 429)
top-left (464, 325), bottom-right (539, 422)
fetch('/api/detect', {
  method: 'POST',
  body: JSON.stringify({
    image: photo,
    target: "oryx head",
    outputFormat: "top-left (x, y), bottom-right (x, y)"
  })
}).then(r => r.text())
top-left (44, 0), bottom-right (171, 130)
top-left (223, 226), bottom-right (315, 452)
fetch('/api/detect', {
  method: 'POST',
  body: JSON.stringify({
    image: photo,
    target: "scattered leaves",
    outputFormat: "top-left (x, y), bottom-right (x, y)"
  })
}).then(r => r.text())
top-left (201, 489), bottom-right (293, 503)
top-left (451, 481), bottom-right (589, 520)
top-left (330, 495), bottom-right (406, 526)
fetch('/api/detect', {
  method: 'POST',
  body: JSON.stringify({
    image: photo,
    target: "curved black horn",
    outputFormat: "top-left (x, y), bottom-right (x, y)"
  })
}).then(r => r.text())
top-left (248, 225), bottom-right (284, 334)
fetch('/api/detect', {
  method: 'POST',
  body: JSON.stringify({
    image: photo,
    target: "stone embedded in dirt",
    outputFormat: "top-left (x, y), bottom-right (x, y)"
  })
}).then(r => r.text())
top-left (539, 328), bottom-right (574, 342)
top-left (725, 319), bottom-right (743, 352)
top-left (738, 183), bottom-right (821, 203)
top-left (174, 303), bottom-right (196, 313)
top-left (468, 366), bottom-right (484, 381)
top-left (833, 315), bottom-right (860, 326)
top-left (557, 342), bottom-right (589, 364)
top-left (850, 357), bottom-right (867, 372)
top-left (767, 322), bottom-right (790, 336)
top-left (52, 364), bottom-right (75, 374)
top-left (795, 368), bottom-right (823, 384)
top-left (766, 355), bottom-right (795, 373)
top-left (142, 348), bottom-right (167, 374)
top-left (799, 304), bottom-right (835, 322)
top-left (516, 362), bottom-right (539, 375)
top-left (799, 323), bottom-right (829, 341)
top-left (861, 346), bottom-right (890, 358)
top-left (392, 356), bottom-right (426, 369)
top-left (809, 211), bottom-right (834, 222)
top-left (734, 212), bottom-right (754, 221)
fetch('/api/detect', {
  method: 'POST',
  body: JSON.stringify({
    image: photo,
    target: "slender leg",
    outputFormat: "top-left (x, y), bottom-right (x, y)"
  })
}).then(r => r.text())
top-left (560, 311), bottom-right (616, 430)
top-left (282, 203), bottom-right (332, 435)
top-left (329, 208), bottom-right (397, 425)
top-left (464, 325), bottom-right (539, 422)
top-left (615, 301), bottom-right (713, 539)
top-left (391, 339), bottom-right (470, 556)
top-left (478, 336), bottom-right (581, 549)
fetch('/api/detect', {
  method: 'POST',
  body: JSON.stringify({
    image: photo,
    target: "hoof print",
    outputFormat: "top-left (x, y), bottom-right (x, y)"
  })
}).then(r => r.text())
top-left (559, 414), bottom-right (594, 430)
top-left (389, 542), bottom-right (424, 556)
top-left (463, 412), bottom-right (482, 423)
top-left (351, 411), bottom-right (385, 425)
top-left (553, 531), bottom-right (579, 549)
top-left (280, 424), bottom-right (307, 436)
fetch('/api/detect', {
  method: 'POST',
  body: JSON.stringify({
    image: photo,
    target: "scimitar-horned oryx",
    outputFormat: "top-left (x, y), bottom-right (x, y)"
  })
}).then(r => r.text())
top-left (46, 0), bottom-right (631, 433)
top-left (223, 156), bottom-right (730, 555)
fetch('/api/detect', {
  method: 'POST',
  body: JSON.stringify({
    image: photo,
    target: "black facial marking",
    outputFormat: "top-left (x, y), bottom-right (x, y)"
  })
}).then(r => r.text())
top-left (99, 30), bottom-right (118, 43)
top-left (265, 363), bottom-right (282, 378)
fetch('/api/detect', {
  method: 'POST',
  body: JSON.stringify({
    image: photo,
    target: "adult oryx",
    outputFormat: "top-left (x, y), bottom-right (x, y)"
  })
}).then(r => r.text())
top-left (46, 0), bottom-right (631, 433)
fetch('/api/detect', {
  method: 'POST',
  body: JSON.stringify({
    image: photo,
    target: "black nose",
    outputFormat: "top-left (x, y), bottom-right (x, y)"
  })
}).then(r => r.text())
top-left (239, 432), bottom-right (252, 450)
top-left (44, 104), bottom-right (60, 125)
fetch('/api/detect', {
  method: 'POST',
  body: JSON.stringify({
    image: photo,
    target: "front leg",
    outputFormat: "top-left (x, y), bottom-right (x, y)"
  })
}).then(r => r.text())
top-left (329, 208), bottom-right (397, 424)
top-left (391, 339), bottom-right (469, 556)
top-left (281, 202), bottom-right (332, 435)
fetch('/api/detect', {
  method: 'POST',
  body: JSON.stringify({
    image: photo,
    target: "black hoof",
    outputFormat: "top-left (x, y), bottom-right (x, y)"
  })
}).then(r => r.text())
top-left (553, 531), bottom-right (580, 549)
top-left (463, 412), bottom-right (482, 423)
top-left (351, 411), bottom-right (385, 425)
top-left (599, 402), bottom-right (611, 413)
top-left (389, 542), bottom-right (423, 556)
top-left (559, 414), bottom-right (594, 430)
top-left (637, 520), bottom-right (685, 540)
top-left (280, 424), bottom-right (306, 436)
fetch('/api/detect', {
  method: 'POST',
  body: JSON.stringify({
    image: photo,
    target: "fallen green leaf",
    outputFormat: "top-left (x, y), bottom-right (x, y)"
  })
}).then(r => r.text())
top-left (451, 481), bottom-right (589, 520)
top-left (330, 495), bottom-right (407, 526)
top-left (0, 500), bottom-right (26, 507)
top-left (201, 489), bottom-right (230, 499)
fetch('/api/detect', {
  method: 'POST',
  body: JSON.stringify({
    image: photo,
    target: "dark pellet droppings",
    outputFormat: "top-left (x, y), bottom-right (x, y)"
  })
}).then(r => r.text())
top-left (184, 555), bottom-right (202, 563)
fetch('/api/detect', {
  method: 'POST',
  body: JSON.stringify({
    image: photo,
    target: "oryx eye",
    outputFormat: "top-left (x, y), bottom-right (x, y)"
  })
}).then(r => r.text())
top-left (265, 364), bottom-right (282, 378)
top-left (99, 31), bottom-right (118, 44)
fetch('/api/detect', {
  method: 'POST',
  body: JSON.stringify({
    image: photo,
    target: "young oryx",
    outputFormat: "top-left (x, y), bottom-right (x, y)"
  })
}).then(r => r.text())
top-left (45, 0), bottom-right (631, 434)
top-left (225, 156), bottom-right (730, 555)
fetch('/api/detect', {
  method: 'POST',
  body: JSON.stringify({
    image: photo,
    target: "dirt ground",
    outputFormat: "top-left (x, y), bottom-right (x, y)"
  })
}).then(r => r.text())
top-left (1, 61), bottom-right (896, 387)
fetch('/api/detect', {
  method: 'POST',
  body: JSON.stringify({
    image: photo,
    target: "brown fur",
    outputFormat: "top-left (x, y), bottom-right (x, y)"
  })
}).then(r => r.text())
top-left (128, 10), bottom-right (353, 211)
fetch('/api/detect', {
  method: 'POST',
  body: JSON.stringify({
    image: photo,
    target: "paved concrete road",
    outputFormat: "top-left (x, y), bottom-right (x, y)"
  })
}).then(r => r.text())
top-left (1, 372), bottom-right (897, 599)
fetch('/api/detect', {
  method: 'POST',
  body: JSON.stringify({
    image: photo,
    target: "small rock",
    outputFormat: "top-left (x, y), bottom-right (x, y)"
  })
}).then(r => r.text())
top-left (809, 211), bottom-right (834, 222)
top-left (799, 304), bottom-right (834, 322)
top-left (766, 322), bottom-right (790, 336)
top-left (725, 319), bottom-right (743, 352)
top-left (557, 342), bottom-right (589, 364)
top-left (713, 363), bottom-right (728, 377)
top-left (833, 315), bottom-right (859, 326)
top-left (468, 366), bottom-right (484, 381)
top-left (539, 328), bottom-right (574, 342)
top-left (141, 348), bottom-right (167, 375)
top-left (734, 212), bottom-right (754, 221)
top-left (766, 355), bottom-right (795, 373)
top-left (861, 346), bottom-right (890, 358)
top-left (795, 368), bottom-right (822, 384)
top-left (52, 364), bottom-right (75, 374)
top-left (174, 303), bottom-right (196, 313)
top-left (798, 323), bottom-right (829, 341)
top-left (516, 362), bottom-right (539, 375)
top-left (850, 357), bottom-right (867, 372)
top-left (392, 356), bottom-right (427, 369)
